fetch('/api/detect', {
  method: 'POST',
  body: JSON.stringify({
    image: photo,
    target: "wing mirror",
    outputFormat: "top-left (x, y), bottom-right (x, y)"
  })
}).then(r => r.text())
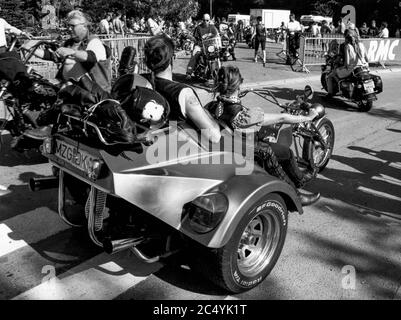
top-left (304, 85), bottom-right (314, 100)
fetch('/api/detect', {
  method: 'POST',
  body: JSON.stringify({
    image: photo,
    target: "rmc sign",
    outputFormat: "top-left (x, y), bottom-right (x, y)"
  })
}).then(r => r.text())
top-left (361, 39), bottom-right (401, 63)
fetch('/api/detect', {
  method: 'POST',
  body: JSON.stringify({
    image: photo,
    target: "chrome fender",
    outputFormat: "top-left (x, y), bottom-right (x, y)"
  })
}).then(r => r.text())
top-left (180, 174), bottom-right (303, 248)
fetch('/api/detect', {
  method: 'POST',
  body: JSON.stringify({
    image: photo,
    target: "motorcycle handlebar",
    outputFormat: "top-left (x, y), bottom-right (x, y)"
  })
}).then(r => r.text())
top-left (239, 88), bottom-right (319, 117)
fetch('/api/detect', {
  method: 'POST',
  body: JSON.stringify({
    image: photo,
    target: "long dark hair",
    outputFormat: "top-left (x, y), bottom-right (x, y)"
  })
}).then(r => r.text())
top-left (344, 29), bottom-right (362, 59)
top-left (143, 34), bottom-right (175, 86)
top-left (213, 65), bottom-right (244, 97)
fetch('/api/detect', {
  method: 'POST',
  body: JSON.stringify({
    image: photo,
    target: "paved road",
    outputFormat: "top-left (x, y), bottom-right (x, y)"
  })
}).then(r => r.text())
top-left (0, 72), bottom-right (400, 300)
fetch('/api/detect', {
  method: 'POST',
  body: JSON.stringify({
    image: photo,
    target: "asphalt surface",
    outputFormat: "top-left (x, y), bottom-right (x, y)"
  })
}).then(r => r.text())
top-left (0, 45), bottom-right (401, 300)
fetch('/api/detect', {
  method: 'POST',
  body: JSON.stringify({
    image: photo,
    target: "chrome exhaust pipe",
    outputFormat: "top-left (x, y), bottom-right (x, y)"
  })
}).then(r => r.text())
top-left (103, 237), bottom-right (145, 254)
top-left (29, 177), bottom-right (58, 192)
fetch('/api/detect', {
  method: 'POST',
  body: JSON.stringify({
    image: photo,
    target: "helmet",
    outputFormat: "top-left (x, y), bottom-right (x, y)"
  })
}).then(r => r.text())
top-left (120, 86), bottom-right (170, 132)
top-left (111, 74), bottom-right (153, 102)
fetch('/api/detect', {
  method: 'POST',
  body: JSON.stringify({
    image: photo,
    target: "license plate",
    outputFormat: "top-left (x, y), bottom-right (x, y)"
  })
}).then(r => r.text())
top-left (363, 80), bottom-right (375, 93)
top-left (54, 139), bottom-right (97, 173)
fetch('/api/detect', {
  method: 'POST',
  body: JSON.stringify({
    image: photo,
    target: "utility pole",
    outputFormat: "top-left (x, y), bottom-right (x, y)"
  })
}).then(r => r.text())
top-left (210, 0), bottom-right (213, 19)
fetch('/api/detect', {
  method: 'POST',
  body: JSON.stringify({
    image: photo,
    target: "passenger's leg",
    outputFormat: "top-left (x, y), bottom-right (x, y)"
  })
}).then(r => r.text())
top-left (186, 45), bottom-right (201, 77)
top-left (261, 40), bottom-right (266, 67)
top-left (254, 38), bottom-right (260, 62)
top-left (255, 142), bottom-right (320, 206)
top-left (326, 70), bottom-right (338, 96)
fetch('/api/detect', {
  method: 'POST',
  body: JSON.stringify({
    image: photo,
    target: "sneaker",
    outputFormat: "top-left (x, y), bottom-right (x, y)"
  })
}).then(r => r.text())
top-left (263, 61), bottom-right (266, 67)
top-left (23, 126), bottom-right (52, 140)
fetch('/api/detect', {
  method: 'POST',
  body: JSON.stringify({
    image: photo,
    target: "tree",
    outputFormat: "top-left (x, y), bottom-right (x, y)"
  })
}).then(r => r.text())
top-left (81, 0), bottom-right (199, 22)
top-left (310, 0), bottom-right (340, 17)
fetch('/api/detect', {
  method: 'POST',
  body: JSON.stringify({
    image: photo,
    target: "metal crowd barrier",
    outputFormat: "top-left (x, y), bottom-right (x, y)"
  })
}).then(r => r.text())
top-left (25, 35), bottom-right (152, 81)
top-left (102, 36), bottom-right (151, 78)
top-left (297, 35), bottom-right (401, 72)
top-left (299, 36), bottom-right (345, 72)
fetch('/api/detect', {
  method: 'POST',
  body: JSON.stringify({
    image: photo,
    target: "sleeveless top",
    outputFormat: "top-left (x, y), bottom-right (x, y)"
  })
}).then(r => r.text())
top-left (255, 24), bottom-right (266, 40)
top-left (152, 77), bottom-right (194, 121)
top-left (56, 36), bottom-right (112, 92)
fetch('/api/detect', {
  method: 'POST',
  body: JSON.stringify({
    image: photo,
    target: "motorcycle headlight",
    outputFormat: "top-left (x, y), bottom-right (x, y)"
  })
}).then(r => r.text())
top-left (311, 103), bottom-right (325, 120)
top-left (183, 192), bottom-right (228, 234)
top-left (207, 45), bottom-right (215, 53)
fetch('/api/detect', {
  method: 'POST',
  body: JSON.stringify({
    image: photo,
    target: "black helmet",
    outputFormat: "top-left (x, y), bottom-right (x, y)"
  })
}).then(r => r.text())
top-left (111, 74), bottom-right (153, 102)
top-left (120, 86), bottom-right (170, 132)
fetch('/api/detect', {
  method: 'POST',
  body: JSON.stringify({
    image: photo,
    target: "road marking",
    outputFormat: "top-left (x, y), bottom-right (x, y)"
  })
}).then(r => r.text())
top-left (0, 224), bottom-right (27, 257)
top-left (13, 253), bottom-right (148, 300)
top-left (389, 162), bottom-right (401, 170)
top-left (357, 186), bottom-right (401, 202)
top-left (373, 174), bottom-right (401, 187)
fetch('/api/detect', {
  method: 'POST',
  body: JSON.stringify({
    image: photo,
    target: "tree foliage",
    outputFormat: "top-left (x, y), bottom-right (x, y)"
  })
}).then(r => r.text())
top-left (81, 0), bottom-right (199, 22)
top-left (310, 0), bottom-right (340, 17)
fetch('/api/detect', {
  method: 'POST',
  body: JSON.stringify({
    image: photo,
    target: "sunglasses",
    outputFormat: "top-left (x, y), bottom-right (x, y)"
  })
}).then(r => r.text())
top-left (203, 19), bottom-right (210, 22)
top-left (68, 22), bottom-right (84, 28)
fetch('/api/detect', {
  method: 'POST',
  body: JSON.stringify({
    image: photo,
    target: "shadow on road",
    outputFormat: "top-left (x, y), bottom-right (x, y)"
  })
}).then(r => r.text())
top-left (0, 133), bottom-right (47, 167)
top-left (266, 87), bottom-right (401, 122)
top-left (308, 145), bottom-right (401, 217)
top-left (0, 172), bottom-right (57, 221)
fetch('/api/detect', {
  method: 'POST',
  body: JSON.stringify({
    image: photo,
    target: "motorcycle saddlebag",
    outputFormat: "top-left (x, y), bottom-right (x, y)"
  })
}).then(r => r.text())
top-left (371, 74), bottom-right (383, 94)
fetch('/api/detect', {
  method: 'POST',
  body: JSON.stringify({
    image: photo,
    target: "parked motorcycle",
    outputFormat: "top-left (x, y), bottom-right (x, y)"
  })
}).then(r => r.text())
top-left (30, 74), bottom-right (306, 293)
top-left (0, 36), bottom-right (61, 151)
top-left (177, 30), bottom-right (195, 55)
top-left (240, 85), bottom-right (335, 177)
top-left (321, 53), bottom-right (383, 112)
top-left (244, 25), bottom-right (254, 48)
top-left (220, 34), bottom-right (236, 61)
top-left (193, 36), bottom-right (222, 83)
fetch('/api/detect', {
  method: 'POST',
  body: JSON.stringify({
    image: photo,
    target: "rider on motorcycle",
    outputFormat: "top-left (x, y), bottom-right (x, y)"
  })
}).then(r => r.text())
top-left (326, 29), bottom-right (369, 98)
top-left (23, 9), bottom-right (112, 139)
top-left (185, 13), bottom-right (219, 79)
top-left (144, 34), bottom-right (221, 143)
top-left (205, 65), bottom-right (321, 206)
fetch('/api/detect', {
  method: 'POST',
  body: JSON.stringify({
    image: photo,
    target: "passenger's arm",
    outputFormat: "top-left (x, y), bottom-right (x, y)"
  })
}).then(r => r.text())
top-left (182, 90), bottom-right (221, 143)
top-left (260, 111), bottom-right (318, 126)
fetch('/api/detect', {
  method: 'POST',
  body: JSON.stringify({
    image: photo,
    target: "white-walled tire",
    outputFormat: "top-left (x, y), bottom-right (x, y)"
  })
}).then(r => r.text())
top-left (191, 193), bottom-right (288, 293)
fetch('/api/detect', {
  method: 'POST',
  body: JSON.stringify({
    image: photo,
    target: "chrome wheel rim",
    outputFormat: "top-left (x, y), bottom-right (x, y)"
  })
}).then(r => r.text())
top-left (312, 123), bottom-right (333, 167)
top-left (237, 210), bottom-right (281, 277)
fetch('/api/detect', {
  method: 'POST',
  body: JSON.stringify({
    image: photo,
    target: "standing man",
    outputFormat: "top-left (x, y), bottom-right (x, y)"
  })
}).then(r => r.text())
top-left (0, 8), bottom-right (32, 53)
top-left (99, 13), bottom-right (111, 36)
top-left (378, 22), bottom-right (389, 38)
top-left (286, 13), bottom-right (302, 63)
top-left (186, 13), bottom-right (218, 79)
top-left (146, 10), bottom-right (165, 36)
top-left (252, 16), bottom-right (267, 67)
top-left (113, 11), bottom-right (125, 37)
top-left (337, 19), bottom-right (346, 34)
top-left (368, 20), bottom-right (379, 37)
